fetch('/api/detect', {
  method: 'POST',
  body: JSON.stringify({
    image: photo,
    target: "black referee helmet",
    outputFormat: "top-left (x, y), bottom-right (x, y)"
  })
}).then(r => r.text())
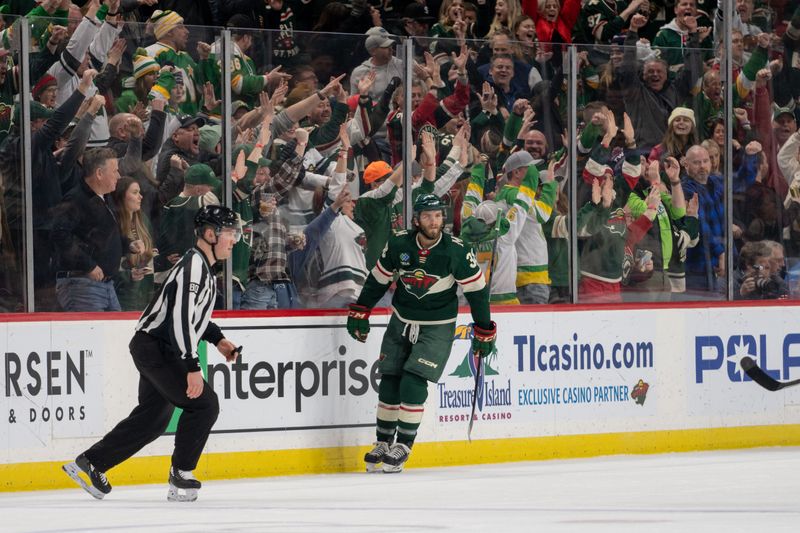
top-left (194, 205), bottom-right (241, 240)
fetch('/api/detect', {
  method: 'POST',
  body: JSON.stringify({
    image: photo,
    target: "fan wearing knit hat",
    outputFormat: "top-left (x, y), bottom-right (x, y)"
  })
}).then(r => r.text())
top-left (12, 100), bottom-right (53, 130)
top-left (648, 107), bottom-right (698, 165)
top-left (145, 10), bottom-right (203, 116)
top-left (32, 74), bottom-right (57, 108)
top-left (115, 49), bottom-right (160, 114)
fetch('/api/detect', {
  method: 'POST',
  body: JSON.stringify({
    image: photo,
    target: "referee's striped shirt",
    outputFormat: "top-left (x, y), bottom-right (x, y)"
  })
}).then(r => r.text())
top-left (137, 248), bottom-right (223, 371)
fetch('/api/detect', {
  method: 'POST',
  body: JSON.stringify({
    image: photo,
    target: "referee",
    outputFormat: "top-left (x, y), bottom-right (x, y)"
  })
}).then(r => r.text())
top-left (63, 205), bottom-right (243, 502)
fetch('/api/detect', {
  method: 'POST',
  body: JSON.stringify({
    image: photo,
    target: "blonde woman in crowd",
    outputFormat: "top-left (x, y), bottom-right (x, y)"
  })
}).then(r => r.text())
top-left (430, 0), bottom-right (466, 39)
top-left (512, 15), bottom-right (537, 63)
top-left (701, 139), bottom-right (721, 174)
top-left (487, 0), bottom-right (522, 38)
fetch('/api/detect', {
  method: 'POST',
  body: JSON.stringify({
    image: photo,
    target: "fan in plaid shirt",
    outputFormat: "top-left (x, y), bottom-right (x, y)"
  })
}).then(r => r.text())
top-left (241, 136), bottom-right (307, 309)
top-left (681, 145), bottom-right (725, 293)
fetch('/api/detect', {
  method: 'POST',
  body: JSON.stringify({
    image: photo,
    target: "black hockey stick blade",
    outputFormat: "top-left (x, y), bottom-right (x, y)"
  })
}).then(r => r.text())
top-left (741, 356), bottom-right (800, 391)
top-left (467, 355), bottom-right (482, 442)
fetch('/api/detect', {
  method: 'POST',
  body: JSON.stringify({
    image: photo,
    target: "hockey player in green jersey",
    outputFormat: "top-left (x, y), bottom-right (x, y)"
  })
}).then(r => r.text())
top-left (346, 194), bottom-right (497, 473)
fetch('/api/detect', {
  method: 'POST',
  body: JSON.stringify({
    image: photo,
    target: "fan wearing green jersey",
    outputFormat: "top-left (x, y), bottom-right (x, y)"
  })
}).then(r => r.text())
top-left (145, 10), bottom-right (215, 116)
top-left (346, 194), bottom-right (497, 473)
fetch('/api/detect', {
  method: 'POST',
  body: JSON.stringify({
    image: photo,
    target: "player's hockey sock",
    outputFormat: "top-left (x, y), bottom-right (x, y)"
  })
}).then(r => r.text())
top-left (397, 372), bottom-right (429, 447)
top-left (376, 374), bottom-right (401, 442)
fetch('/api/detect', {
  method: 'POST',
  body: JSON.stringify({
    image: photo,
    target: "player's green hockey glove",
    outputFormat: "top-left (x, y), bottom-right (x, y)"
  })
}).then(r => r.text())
top-left (471, 321), bottom-right (497, 358)
top-left (347, 304), bottom-right (371, 342)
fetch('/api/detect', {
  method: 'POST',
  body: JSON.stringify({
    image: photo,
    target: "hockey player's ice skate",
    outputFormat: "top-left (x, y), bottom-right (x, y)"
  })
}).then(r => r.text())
top-left (62, 453), bottom-right (111, 500)
top-left (167, 466), bottom-right (201, 502)
top-left (364, 441), bottom-right (391, 473)
top-left (381, 443), bottom-right (411, 473)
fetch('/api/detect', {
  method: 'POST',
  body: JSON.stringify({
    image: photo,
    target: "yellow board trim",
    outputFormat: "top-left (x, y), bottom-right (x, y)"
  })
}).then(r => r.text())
top-left (4, 424), bottom-right (800, 492)
top-left (516, 270), bottom-right (551, 285)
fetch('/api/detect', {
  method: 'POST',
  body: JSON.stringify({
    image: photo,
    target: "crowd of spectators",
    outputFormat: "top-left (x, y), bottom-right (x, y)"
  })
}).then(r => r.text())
top-left (0, 0), bottom-right (798, 312)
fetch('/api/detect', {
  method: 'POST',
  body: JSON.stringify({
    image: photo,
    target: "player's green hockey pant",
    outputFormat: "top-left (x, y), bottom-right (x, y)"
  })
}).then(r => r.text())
top-left (374, 315), bottom-right (455, 447)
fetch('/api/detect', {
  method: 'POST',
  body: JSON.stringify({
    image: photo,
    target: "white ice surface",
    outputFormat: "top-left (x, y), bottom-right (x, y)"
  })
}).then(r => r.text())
top-left (1, 448), bottom-right (798, 533)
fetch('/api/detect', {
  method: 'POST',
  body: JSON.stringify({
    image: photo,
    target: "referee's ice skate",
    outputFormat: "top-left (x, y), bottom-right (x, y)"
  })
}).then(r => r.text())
top-left (62, 454), bottom-right (111, 500)
top-left (167, 466), bottom-right (201, 502)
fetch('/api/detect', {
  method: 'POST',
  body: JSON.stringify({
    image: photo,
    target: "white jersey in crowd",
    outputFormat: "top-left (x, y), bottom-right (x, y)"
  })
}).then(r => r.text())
top-left (285, 148), bottom-right (347, 230)
top-left (515, 180), bottom-right (558, 287)
top-left (48, 14), bottom-right (121, 147)
top-left (315, 214), bottom-right (368, 307)
top-left (462, 164), bottom-right (540, 304)
top-left (489, 199), bottom-right (528, 304)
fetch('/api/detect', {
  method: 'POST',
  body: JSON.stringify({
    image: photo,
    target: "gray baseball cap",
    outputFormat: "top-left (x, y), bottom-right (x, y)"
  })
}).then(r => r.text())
top-left (365, 26), bottom-right (394, 51)
top-left (503, 150), bottom-right (534, 176)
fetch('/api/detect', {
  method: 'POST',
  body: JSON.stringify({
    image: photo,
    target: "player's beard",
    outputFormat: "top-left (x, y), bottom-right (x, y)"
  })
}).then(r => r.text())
top-left (419, 223), bottom-right (442, 241)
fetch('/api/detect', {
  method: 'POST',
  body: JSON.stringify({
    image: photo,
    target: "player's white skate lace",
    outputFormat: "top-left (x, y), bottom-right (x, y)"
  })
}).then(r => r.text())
top-left (381, 443), bottom-right (411, 473)
top-left (364, 441), bottom-right (391, 473)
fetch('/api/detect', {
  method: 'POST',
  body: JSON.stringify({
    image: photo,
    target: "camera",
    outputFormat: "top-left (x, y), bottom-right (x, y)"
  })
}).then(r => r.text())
top-left (754, 275), bottom-right (780, 295)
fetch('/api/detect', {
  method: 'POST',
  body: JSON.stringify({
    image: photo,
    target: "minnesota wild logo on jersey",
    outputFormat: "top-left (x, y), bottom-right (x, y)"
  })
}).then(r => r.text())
top-left (371, 230), bottom-right (486, 324)
top-left (399, 270), bottom-right (442, 299)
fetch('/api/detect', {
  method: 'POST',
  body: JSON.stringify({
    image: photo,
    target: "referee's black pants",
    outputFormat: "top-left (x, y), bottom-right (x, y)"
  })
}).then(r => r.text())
top-left (83, 332), bottom-right (220, 473)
